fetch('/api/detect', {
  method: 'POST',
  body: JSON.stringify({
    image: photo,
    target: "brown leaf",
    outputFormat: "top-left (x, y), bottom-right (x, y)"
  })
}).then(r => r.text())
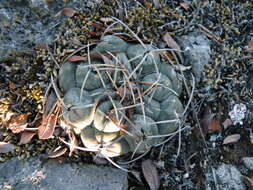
top-left (222, 118), bottom-right (233, 129)
top-left (8, 82), bottom-right (16, 90)
top-left (163, 32), bottom-right (181, 51)
top-left (8, 114), bottom-right (28, 134)
top-left (38, 106), bottom-right (60, 140)
top-left (0, 142), bottom-right (15, 153)
top-left (69, 132), bottom-right (78, 157)
top-left (99, 17), bottom-right (114, 23)
top-left (48, 147), bottom-right (68, 158)
top-left (223, 134), bottom-right (241, 145)
top-left (243, 175), bottom-right (253, 189)
top-left (70, 38), bottom-right (82, 46)
top-left (180, 2), bottom-right (190, 10)
top-left (208, 120), bottom-right (221, 133)
top-left (35, 43), bottom-right (48, 50)
top-left (200, 106), bottom-right (213, 135)
top-left (153, 0), bottom-right (160, 8)
top-left (19, 132), bottom-right (36, 145)
top-left (68, 55), bottom-right (86, 62)
top-left (141, 159), bottom-right (160, 190)
top-left (55, 8), bottom-right (77, 17)
top-left (43, 91), bottom-right (57, 116)
top-left (247, 40), bottom-right (253, 51)
top-left (144, 0), bottom-right (153, 9)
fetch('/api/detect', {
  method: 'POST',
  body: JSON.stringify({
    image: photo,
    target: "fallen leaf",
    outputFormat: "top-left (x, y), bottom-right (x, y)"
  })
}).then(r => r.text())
top-left (153, 0), bottom-right (160, 8)
top-left (68, 55), bottom-right (85, 62)
top-left (208, 120), bottom-right (221, 133)
top-left (223, 134), bottom-right (241, 145)
top-left (8, 82), bottom-right (16, 90)
top-left (8, 114), bottom-right (28, 134)
top-left (48, 147), bottom-right (68, 158)
top-left (0, 142), bottom-right (15, 153)
top-left (43, 90), bottom-right (57, 116)
top-left (222, 118), bottom-right (233, 129)
top-left (38, 106), bottom-right (60, 140)
top-left (70, 38), bottom-right (82, 46)
top-left (163, 32), bottom-right (181, 51)
top-left (35, 43), bottom-right (48, 50)
top-left (248, 40), bottom-right (253, 51)
top-left (19, 132), bottom-right (36, 145)
top-left (144, 0), bottom-right (153, 9)
top-left (99, 17), bottom-right (114, 23)
top-left (243, 175), bottom-right (253, 189)
top-left (141, 159), bottom-right (160, 190)
top-left (180, 2), bottom-right (190, 10)
top-left (200, 106), bottom-right (213, 135)
top-left (55, 8), bottom-right (77, 17)
top-left (174, 64), bottom-right (191, 71)
top-left (69, 131), bottom-right (78, 157)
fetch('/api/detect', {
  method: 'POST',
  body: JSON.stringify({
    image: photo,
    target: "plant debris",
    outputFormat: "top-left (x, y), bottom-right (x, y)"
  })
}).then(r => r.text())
top-left (223, 134), bottom-right (241, 145)
top-left (141, 159), bottom-right (160, 190)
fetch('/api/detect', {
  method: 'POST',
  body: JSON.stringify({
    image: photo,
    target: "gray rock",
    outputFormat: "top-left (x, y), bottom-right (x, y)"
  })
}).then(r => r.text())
top-left (242, 157), bottom-right (253, 170)
top-left (0, 0), bottom-right (99, 59)
top-left (205, 164), bottom-right (245, 190)
top-left (0, 157), bottom-right (128, 190)
top-left (177, 31), bottom-right (211, 83)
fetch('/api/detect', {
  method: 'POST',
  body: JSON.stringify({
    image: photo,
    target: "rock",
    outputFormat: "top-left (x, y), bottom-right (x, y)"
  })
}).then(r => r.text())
top-left (0, 157), bottom-right (128, 190)
top-left (177, 31), bottom-right (211, 83)
top-left (242, 157), bottom-right (253, 170)
top-left (205, 164), bottom-right (245, 190)
top-left (0, 0), bottom-right (100, 59)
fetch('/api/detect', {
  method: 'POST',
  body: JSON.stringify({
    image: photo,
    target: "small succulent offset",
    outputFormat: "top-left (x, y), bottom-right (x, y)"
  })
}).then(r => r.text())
top-left (57, 35), bottom-right (183, 158)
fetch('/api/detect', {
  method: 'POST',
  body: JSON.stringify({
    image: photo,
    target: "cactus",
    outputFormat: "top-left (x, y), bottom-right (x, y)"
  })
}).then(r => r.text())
top-left (57, 35), bottom-right (183, 158)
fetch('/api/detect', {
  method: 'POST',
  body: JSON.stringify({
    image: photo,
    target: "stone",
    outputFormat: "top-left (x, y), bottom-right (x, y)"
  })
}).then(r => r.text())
top-left (242, 157), bottom-right (253, 170)
top-left (177, 31), bottom-right (211, 83)
top-left (0, 157), bottom-right (128, 190)
top-left (205, 164), bottom-right (245, 190)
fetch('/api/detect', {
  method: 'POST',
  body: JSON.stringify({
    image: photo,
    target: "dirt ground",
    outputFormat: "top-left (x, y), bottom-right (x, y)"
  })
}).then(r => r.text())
top-left (1, 0), bottom-right (253, 189)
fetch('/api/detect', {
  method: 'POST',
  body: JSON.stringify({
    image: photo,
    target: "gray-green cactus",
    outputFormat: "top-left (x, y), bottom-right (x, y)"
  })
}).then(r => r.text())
top-left (57, 35), bottom-right (184, 158)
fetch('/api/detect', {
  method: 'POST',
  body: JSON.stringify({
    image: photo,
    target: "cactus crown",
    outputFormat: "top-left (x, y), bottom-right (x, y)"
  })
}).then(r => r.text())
top-left (57, 34), bottom-right (183, 158)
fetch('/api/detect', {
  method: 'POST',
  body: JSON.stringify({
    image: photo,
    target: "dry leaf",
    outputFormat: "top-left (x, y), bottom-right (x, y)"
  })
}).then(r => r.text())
top-left (55, 8), bottom-right (77, 17)
top-left (0, 142), bottom-right (15, 153)
top-left (19, 132), bottom-right (36, 145)
top-left (174, 64), bottom-right (191, 71)
top-left (69, 132), bottom-right (78, 157)
top-left (248, 40), bottom-right (253, 51)
top-left (99, 17), bottom-right (114, 23)
top-left (200, 106), bottom-right (213, 135)
top-left (180, 2), bottom-right (190, 10)
top-left (243, 175), bottom-right (253, 189)
top-left (222, 118), bottom-right (233, 129)
top-left (208, 120), bottom-right (221, 133)
top-left (70, 38), bottom-right (82, 46)
top-left (38, 106), bottom-right (60, 140)
top-left (8, 114), bottom-right (28, 134)
top-left (153, 0), bottom-right (160, 8)
top-left (68, 55), bottom-right (86, 62)
top-left (35, 43), bottom-right (48, 50)
top-left (223, 134), bottom-right (241, 145)
top-left (43, 91), bottom-right (57, 116)
top-left (8, 82), bottom-right (16, 90)
top-left (142, 159), bottom-right (160, 190)
top-left (48, 147), bottom-right (68, 158)
top-left (144, 0), bottom-right (153, 9)
top-left (163, 32), bottom-right (181, 51)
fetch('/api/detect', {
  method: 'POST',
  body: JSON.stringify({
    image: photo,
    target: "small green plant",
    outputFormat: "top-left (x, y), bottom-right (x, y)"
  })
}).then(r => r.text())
top-left (56, 33), bottom-right (183, 160)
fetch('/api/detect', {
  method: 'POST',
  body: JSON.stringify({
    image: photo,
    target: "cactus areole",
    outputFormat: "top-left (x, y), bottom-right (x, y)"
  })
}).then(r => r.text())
top-left (57, 35), bottom-right (183, 158)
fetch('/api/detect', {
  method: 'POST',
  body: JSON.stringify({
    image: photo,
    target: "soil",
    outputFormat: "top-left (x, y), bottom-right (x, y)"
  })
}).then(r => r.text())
top-left (1, 0), bottom-right (253, 190)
